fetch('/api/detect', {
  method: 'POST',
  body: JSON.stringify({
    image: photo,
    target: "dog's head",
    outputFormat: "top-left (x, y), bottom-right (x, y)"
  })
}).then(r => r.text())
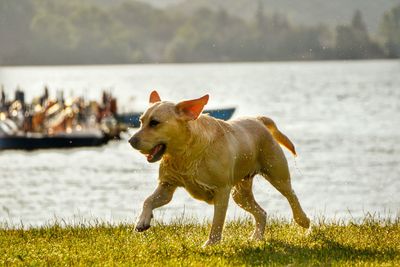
top-left (129, 90), bottom-right (209, 162)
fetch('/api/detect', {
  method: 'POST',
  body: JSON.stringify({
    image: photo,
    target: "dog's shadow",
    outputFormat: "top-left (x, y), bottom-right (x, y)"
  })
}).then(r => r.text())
top-left (231, 236), bottom-right (396, 265)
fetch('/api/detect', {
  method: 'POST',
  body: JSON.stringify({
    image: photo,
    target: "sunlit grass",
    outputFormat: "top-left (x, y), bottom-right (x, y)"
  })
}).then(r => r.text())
top-left (1, 216), bottom-right (399, 266)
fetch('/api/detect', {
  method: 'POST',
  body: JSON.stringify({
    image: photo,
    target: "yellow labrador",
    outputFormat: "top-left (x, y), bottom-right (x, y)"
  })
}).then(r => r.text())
top-left (129, 91), bottom-right (310, 246)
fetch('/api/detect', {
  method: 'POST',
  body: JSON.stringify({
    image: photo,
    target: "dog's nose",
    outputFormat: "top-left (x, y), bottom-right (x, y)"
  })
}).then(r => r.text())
top-left (129, 136), bottom-right (140, 149)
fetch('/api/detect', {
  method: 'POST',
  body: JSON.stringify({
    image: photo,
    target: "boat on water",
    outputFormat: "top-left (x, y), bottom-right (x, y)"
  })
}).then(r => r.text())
top-left (0, 132), bottom-right (108, 150)
top-left (0, 118), bottom-right (108, 150)
top-left (0, 86), bottom-right (236, 149)
top-left (116, 107), bottom-right (236, 128)
top-left (0, 88), bottom-right (119, 150)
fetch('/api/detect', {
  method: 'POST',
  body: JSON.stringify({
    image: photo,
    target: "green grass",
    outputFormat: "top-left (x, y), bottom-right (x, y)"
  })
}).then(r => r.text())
top-left (1, 217), bottom-right (399, 266)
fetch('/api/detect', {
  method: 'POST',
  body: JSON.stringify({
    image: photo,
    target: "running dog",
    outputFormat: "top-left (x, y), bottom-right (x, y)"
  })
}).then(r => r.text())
top-left (129, 91), bottom-right (310, 246)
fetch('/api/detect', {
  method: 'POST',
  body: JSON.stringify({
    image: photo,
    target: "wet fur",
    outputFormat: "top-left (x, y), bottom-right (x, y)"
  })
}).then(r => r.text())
top-left (130, 97), bottom-right (310, 246)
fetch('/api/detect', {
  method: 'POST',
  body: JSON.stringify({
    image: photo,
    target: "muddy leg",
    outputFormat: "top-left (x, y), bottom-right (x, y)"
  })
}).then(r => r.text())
top-left (232, 177), bottom-right (267, 240)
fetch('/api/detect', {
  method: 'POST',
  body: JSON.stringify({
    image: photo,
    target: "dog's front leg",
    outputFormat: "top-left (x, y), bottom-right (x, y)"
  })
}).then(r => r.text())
top-left (203, 186), bottom-right (231, 247)
top-left (135, 182), bottom-right (176, 232)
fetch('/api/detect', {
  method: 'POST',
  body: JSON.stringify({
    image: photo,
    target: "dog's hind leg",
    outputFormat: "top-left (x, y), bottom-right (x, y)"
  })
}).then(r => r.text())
top-left (232, 177), bottom-right (267, 240)
top-left (261, 157), bottom-right (310, 228)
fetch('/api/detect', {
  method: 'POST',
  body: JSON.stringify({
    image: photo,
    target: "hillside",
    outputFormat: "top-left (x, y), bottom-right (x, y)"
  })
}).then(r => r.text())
top-left (1, 0), bottom-right (399, 65)
top-left (138, 0), bottom-right (400, 33)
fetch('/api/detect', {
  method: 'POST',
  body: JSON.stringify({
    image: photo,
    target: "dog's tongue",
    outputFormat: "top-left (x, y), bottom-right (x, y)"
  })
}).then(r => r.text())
top-left (147, 144), bottom-right (163, 162)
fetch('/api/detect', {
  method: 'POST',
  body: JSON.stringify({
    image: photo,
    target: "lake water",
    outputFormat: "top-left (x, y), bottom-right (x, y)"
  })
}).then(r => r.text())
top-left (0, 60), bottom-right (399, 227)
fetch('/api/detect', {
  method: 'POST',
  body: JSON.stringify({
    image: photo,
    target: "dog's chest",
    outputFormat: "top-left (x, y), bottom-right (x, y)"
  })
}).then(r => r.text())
top-left (182, 177), bottom-right (215, 203)
top-left (161, 161), bottom-right (215, 203)
top-left (162, 172), bottom-right (215, 204)
top-left (171, 173), bottom-right (215, 203)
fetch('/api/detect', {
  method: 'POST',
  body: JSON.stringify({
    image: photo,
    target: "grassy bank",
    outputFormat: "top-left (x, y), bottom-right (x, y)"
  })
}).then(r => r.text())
top-left (1, 218), bottom-right (399, 266)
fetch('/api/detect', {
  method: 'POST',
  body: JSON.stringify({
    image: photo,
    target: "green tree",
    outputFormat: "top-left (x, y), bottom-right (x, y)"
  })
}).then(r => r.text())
top-left (165, 7), bottom-right (250, 63)
top-left (111, 1), bottom-right (177, 63)
top-left (335, 10), bottom-right (383, 59)
top-left (352, 9), bottom-right (367, 32)
top-left (0, 0), bottom-right (34, 65)
top-left (380, 4), bottom-right (400, 57)
top-left (256, 0), bottom-right (266, 33)
top-left (28, 0), bottom-right (131, 64)
top-left (0, 0), bottom-right (394, 65)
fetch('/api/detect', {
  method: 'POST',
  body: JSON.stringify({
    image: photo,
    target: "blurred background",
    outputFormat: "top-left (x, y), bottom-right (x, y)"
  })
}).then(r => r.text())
top-left (1, 0), bottom-right (400, 64)
top-left (0, 0), bottom-right (399, 227)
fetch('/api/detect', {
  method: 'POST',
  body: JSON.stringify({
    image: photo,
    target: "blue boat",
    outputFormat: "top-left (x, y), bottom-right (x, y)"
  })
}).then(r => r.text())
top-left (116, 107), bottom-right (235, 128)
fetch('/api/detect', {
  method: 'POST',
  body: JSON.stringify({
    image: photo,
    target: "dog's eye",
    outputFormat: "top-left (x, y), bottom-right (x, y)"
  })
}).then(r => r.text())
top-left (149, 119), bottom-right (160, 127)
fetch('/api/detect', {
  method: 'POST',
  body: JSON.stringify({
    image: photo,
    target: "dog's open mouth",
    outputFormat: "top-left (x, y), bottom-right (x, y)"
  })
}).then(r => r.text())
top-left (146, 143), bottom-right (166, 163)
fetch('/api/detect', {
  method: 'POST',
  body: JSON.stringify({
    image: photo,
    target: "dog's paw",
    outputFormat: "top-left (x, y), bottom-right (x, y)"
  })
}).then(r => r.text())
top-left (135, 212), bottom-right (153, 232)
top-left (295, 216), bottom-right (311, 229)
top-left (135, 223), bottom-right (151, 232)
top-left (250, 231), bottom-right (265, 241)
top-left (202, 238), bottom-right (221, 247)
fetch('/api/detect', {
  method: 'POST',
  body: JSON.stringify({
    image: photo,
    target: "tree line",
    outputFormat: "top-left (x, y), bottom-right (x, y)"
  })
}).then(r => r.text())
top-left (0, 0), bottom-right (399, 65)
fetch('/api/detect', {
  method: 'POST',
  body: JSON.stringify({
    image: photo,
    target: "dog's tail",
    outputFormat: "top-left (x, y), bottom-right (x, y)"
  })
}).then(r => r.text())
top-left (257, 116), bottom-right (297, 156)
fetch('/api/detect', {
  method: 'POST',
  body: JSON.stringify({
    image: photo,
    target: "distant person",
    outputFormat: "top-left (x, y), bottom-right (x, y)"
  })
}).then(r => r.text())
top-left (40, 86), bottom-right (49, 106)
top-left (0, 86), bottom-right (5, 110)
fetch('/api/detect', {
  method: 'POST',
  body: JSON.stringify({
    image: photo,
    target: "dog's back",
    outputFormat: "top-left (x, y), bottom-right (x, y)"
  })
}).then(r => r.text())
top-left (187, 115), bottom-right (294, 186)
top-left (193, 115), bottom-right (295, 156)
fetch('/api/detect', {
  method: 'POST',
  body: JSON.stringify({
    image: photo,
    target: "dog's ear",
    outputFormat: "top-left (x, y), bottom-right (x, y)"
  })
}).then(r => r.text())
top-left (149, 90), bottom-right (161, 104)
top-left (176, 94), bottom-right (209, 120)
